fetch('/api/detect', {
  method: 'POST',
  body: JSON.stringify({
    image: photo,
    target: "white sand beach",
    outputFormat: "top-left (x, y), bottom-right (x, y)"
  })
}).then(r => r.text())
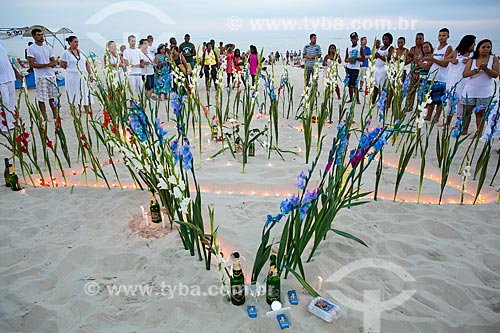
top-left (1, 65), bottom-right (500, 333)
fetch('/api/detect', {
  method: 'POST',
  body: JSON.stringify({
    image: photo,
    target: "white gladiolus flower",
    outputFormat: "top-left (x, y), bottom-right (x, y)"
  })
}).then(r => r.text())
top-left (416, 115), bottom-right (425, 129)
top-left (462, 166), bottom-right (471, 178)
top-left (179, 197), bottom-right (190, 213)
top-left (173, 186), bottom-right (183, 198)
top-left (178, 180), bottom-right (185, 191)
top-left (158, 178), bottom-right (169, 189)
top-left (168, 175), bottom-right (177, 184)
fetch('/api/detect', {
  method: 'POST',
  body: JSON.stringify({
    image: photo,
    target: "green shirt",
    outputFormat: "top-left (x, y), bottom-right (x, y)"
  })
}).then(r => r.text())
top-left (179, 42), bottom-right (195, 64)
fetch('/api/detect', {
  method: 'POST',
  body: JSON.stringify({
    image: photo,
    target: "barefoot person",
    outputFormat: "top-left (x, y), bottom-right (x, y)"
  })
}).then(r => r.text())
top-left (344, 32), bottom-right (364, 104)
top-left (372, 33), bottom-right (394, 105)
top-left (461, 39), bottom-right (499, 135)
top-left (424, 28), bottom-right (453, 123)
top-left (139, 38), bottom-right (155, 99)
top-left (60, 36), bottom-right (93, 114)
top-left (26, 28), bottom-right (59, 121)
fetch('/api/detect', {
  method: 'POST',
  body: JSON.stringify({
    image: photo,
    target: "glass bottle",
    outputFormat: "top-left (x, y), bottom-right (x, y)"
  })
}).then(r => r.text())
top-left (266, 254), bottom-right (281, 304)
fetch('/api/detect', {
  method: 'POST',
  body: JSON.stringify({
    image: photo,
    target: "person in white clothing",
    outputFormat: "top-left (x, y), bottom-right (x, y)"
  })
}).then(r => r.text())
top-left (123, 35), bottom-right (144, 103)
top-left (444, 34), bottom-right (475, 125)
top-left (0, 41), bottom-right (23, 132)
top-left (139, 38), bottom-right (155, 99)
top-left (104, 40), bottom-right (125, 84)
top-left (26, 28), bottom-right (59, 121)
top-left (372, 32), bottom-right (394, 105)
top-left (461, 39), bottom-right (499, 135)
top-left (424, 28), bottom-right (453, 123)
top-left (60, 36), bottom-right (93, 114)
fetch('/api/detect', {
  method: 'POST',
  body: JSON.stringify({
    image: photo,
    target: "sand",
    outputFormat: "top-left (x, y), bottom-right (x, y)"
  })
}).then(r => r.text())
top-left (1, 64), bottom-right (499, 333)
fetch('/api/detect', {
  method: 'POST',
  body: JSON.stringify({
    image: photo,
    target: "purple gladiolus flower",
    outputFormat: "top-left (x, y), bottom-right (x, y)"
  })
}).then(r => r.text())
top-left (295, 171), bottom-right (307, 189)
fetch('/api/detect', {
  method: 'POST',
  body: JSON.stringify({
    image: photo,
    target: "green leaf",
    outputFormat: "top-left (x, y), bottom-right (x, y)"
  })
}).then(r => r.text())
top-left (330, 228), bottom-right (368, 247)
top-left (284, 263), bottom-right (319, 297)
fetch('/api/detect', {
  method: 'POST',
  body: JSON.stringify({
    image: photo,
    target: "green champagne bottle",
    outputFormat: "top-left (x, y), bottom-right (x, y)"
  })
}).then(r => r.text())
top-left (230, 252), bottom-right (245, 305)
top-left (248, 134), bottom-right (255, 157)
top-left (149, 192), bottom-right (162, 223)
top-left (211, 124), bottom-right (218, 140)
top-left (8, 165), bottom-right (21, 191)
top-left (4, 158), bottom-right (11, 187)
top-left (266, 254), bottom-right (280, 305)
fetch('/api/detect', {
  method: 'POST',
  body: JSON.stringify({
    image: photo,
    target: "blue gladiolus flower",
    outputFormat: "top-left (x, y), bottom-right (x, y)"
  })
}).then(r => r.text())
top-left (170, 139), bottom-right (180, 164)
top-left (377, 91), bottom-right (387, 111)
top-left (155, 118), bottom-right (168, 146)
top-left (298, 203), bottom-right (310, 221)
top-left (181, 142), bottom-right (193, 170)
top-left (290, 194), bottom-right (300, 207)
top-left (280, 198), bottom-right (293, 215)
top-left (128, 104), bottom-right (149, 142)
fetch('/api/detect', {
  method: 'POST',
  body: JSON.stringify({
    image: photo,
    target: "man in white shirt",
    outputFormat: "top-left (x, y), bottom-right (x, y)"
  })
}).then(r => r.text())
top-left (147, 35), bottom-right (156, 58)
top-left (0, 41), bottom-right (23, 132)
top-left (26, 28), bottom-right (59, 121)
top-left (123, 35), bottom-right (143, 101)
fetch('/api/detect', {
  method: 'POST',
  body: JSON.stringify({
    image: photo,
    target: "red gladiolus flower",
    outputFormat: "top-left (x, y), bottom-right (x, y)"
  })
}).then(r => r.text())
top-left (19, 146), bottom-right (27, 153)
top-left (23, 132), bottom-right (29, 139)
top-left (83, 142), bottom-right (88, 149)
top-left (103, 110), bottom-right (110, 128)
top-left (111, 127), bottom-right (117, 134)
top-left (109, 94), bottom-right (113, 101)
top-left (13, 113), bottom-right (19, 119)
top-left (1, 120), bottom-right (6, 126)
top-left (80, 135), bottom-right (85, 141)
top-left (46, 140), bottom-right (53, 149)
top-left (15, 135), bottom-right (23, 143)
top-left (0, 111), bottom-right (5, 118)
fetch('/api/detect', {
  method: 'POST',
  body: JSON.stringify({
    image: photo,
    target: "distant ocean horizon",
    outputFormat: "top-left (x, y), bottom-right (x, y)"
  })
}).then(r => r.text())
top-left (4, 34), bottom-right (500, 62)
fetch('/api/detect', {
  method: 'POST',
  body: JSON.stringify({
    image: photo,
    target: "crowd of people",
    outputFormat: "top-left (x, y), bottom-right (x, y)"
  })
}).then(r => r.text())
top-left (0, 28), bottom-right (499, 143)
top-left (300, 29), bottom-right (499, 137)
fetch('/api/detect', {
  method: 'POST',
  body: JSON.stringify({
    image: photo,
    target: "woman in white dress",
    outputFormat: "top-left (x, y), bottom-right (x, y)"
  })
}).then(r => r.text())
top-left (445, 34), bottom-right (475, 124)
top-left (60, 36), bottom-right (93, 114)
top-left (104, 40), bottom-right (125, 85)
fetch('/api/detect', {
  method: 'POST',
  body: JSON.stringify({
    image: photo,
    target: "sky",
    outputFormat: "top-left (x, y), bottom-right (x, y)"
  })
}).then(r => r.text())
top-left (1, 0), bottom-right (500, 56)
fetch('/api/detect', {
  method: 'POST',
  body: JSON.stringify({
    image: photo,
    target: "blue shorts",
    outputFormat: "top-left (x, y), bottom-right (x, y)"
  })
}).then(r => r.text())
top-left (143, 74), bottom-right (155, 91)
top-left (345, 68), bottom-right (359, 88)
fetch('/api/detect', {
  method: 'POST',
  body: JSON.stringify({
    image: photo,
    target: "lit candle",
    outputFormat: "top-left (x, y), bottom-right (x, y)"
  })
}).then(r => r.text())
top-left (161, 212), bottom-right (165, 229)
top-left (317, 276), bottom-right (323, 292)
top-left (145, 212), bottom-right (149, 226)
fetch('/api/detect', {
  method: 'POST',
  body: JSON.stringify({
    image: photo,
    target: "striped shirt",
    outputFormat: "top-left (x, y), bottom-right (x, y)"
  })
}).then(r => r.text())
top-left (303, 44), bottom-right (321, 68)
